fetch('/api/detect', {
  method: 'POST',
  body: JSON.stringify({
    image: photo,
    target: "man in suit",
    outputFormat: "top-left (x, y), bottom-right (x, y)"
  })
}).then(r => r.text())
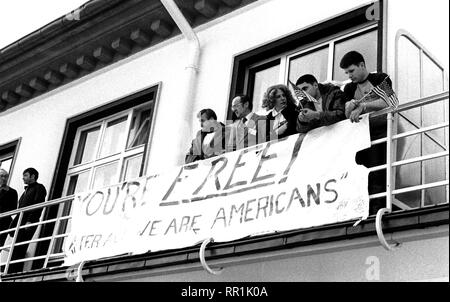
top-left (8, 167), bottom-right (46, 274)
top-left (185, 109), bottom-right (228, 164)
top-left (295, 74), bottom-right (348, 133)
top-left (228, 95), bottom-right (265, 151)
top-left (0, 169), bottom-right (17, 249)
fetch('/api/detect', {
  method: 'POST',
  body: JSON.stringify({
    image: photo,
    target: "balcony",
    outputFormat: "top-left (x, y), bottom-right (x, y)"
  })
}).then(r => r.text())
top-left (0, 91), bottom-right (448, 282)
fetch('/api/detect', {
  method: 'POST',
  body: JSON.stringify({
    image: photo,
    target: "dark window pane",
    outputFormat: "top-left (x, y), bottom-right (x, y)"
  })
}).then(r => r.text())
top-left (92, 161), bottom-right (119, 189)
top-left (397, 36), bottom-right (421, 125)
top-left (66, 171), bottom-right (90, 196)
top-left (0, 157), bottom-right (13, 174)
top-left (422, 135), bottom-right (447, 206)
top-left (423, 54), bottom-right (445, 98)
top-left (251, 64), bottom-right (280, 114)
top-left (395, 116), bottom-right (422, 208)
top-left (99, 117), bottom-right (128, 158)
top-left (122, 155), bottom-right (144, 181)
top-left (288, 47), bottom-right (329, 84)
top-left (422, 54), bottom-right (446, 148)
top-left (333, 30), bottom-right (378, 82)
top-left (74, 126), bottom-right (101, 165)
top-left (127, 107), bottom-right (152, 149)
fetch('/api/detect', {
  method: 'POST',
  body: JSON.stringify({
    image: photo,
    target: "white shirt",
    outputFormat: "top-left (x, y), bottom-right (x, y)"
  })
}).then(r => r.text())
top-left (241, 112), bottom-right (255, 126)
top-left (271, 108), bottom-right (287, 131)
top-left (203, 132), bottom-right (215, 147)
top-left (313, 97), bottom-right (323, 113)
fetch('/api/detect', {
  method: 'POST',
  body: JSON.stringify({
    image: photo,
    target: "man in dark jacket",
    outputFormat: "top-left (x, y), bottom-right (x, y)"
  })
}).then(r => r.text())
top-left (295, 74), bottom-right (348, 133)
top-left (8, 167), bottom-right (46, 273)
top-left (0, 169), bottom-right (17, 248)
top-left (340, 51), bottom-right (395, 214)
top-left (185, 109), bottom-right (228, 164)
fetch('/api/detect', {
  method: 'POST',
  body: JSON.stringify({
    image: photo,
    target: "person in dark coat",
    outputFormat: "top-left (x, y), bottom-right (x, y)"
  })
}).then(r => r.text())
top-left (8, 167), bottom-right (46, 273)
top-left (0, 169), bottom-right (17, 249)
top-left (185, 109), bottom-right (228, 164)
top-left (262, 84), bottom-right (299, 142)
top-left (294, 74), bottom-right (348, 133)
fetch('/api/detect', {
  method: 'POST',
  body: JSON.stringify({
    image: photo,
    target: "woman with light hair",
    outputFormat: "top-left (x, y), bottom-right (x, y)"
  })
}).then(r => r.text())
top-left (262, 84), bottom-right (299, 141)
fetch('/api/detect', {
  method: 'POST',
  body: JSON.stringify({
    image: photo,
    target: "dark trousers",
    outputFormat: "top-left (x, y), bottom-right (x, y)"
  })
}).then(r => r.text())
top-left (356, 122), bottom-right (388, 215)
top-left (0, 219), bottom-right (12, 249)
top-left (7, 224), bottom-right (38, 274)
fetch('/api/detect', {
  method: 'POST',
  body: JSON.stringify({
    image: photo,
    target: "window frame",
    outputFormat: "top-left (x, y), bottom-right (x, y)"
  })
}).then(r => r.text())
top-left (62, 104), bottom-right (152, 196)
top-left (48, 85), bottom-right (160, 200)
top-left (0, 138), bottom-right (21, 185)
top-left (245, 24), bottom-right (380, 113)
top-left (227, 2), bottom-right (384, 121)
top-left (394, 30), bottom-right (449, 207)
top-left (33, 85), bottom-right (160, 260)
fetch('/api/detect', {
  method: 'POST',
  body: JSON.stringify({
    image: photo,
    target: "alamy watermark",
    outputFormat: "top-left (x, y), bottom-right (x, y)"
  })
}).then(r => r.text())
top-left (65, 8), bottom-right (82, 22)
top-left (365, 256), bottom-right (380, 281)
top-left (366, 2), bottom-right (380, 21)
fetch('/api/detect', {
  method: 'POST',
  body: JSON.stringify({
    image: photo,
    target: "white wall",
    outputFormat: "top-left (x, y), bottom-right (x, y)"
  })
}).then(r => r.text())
top-left (1, 0), bottom-right (448, 281)
top-left (0, 0), bottom-right (372, 193)
top-left (1, 0), bottom-right (448, 193)
top-left (92, 227), bottom-right (449, 282)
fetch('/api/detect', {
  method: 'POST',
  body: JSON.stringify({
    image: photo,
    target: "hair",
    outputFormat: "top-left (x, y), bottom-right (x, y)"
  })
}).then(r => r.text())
top-left (0, 168), bottom-right (9, 177)
top-left (295, 74), bottom-right (318, 86)
top-left (262, 84), bottom-right (297, 110)
top-left (235, 94), bottom-right (253, 111)
top-left (339, 51), bottom-right (366, 69)
top-left (198, 108), bottom-right (217, 120)
top-left (23, 167), bottom-right (39, 181)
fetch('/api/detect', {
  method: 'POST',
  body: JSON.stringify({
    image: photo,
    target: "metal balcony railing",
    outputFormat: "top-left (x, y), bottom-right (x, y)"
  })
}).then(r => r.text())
top-left (0, 91), bottom-right (448, 279)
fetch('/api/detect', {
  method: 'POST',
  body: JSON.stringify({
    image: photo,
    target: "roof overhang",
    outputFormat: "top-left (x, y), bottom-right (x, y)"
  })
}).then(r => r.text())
top-left (0, 0), bottom-right (257, 113)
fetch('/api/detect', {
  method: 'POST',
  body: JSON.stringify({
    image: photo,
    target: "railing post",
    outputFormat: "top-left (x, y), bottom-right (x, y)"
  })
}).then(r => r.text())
top-left (376, 112), bottom-right (401, 251)
top-left (386, 112), bottom-right (394, 210)
top-left (3, 211), bottom-right (25, 275)
top-left (43, 214), bottom-right (62, 269)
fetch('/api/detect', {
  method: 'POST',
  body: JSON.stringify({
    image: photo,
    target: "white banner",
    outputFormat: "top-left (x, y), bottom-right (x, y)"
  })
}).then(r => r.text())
top-left (63, 116), bottom-right (371, 266)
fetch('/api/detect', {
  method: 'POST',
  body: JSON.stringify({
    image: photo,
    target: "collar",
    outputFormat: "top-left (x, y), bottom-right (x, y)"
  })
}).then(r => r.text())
top-left (357, 73), bottom-right (370, 84)
top-left (201, 121), bottom-right (221, 133)
top-left (271, 108), bottom-right (282, 117)
top-left (24, 182), bottom-right (38, 190)
top-left (244, 112), bottom-right (254, 122)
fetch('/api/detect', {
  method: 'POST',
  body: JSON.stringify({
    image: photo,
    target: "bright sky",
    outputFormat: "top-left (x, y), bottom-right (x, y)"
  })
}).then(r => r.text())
top-left (0, 0), bottom-right (448, 70)
top-left (0, 0), bottom-right (88, 49)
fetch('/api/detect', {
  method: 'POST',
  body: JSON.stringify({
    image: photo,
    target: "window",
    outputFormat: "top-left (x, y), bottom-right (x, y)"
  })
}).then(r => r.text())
top-left (62, 104), bottom-right (152, 197)
top-left (245, 26), bottom-right (379, 114)
top-left (395, 33), bottom-right (448, 208)
top-left (248, 60), bottom-right (281, 115)
top-left (34, 87), bottom-right (158, 261)
top-left (332, 30), bottom-right (378, 82)
top-left (0, 139), bottom-right (20, 182)
top-left (228, 2), bottom-right (382, 120)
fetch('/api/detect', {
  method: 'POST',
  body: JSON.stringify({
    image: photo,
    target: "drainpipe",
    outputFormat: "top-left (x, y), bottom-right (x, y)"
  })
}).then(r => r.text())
top-left (160, 0), bottom-right (201, 165)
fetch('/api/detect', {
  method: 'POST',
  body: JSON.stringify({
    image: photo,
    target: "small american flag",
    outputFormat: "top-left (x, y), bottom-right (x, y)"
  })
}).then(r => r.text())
top-left (361, 76), bottom-right (399, 109)
top-left (289, 80), bottom-right (319, 109)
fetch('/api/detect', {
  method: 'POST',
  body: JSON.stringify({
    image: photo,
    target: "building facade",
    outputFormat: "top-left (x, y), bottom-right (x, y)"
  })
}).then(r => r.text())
top-left (0, 0), bottom-right (448, 282)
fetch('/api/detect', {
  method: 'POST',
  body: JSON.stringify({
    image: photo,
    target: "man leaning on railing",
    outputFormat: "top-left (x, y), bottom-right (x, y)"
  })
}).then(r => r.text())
top-left (340, 51), bottom-right (399, 214)
top-left (7, 167), bottom-right (47, 274)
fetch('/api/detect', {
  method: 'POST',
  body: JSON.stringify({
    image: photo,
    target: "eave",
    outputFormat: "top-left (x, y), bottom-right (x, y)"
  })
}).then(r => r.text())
top-left (0, 0), bottom-right (257, 113)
